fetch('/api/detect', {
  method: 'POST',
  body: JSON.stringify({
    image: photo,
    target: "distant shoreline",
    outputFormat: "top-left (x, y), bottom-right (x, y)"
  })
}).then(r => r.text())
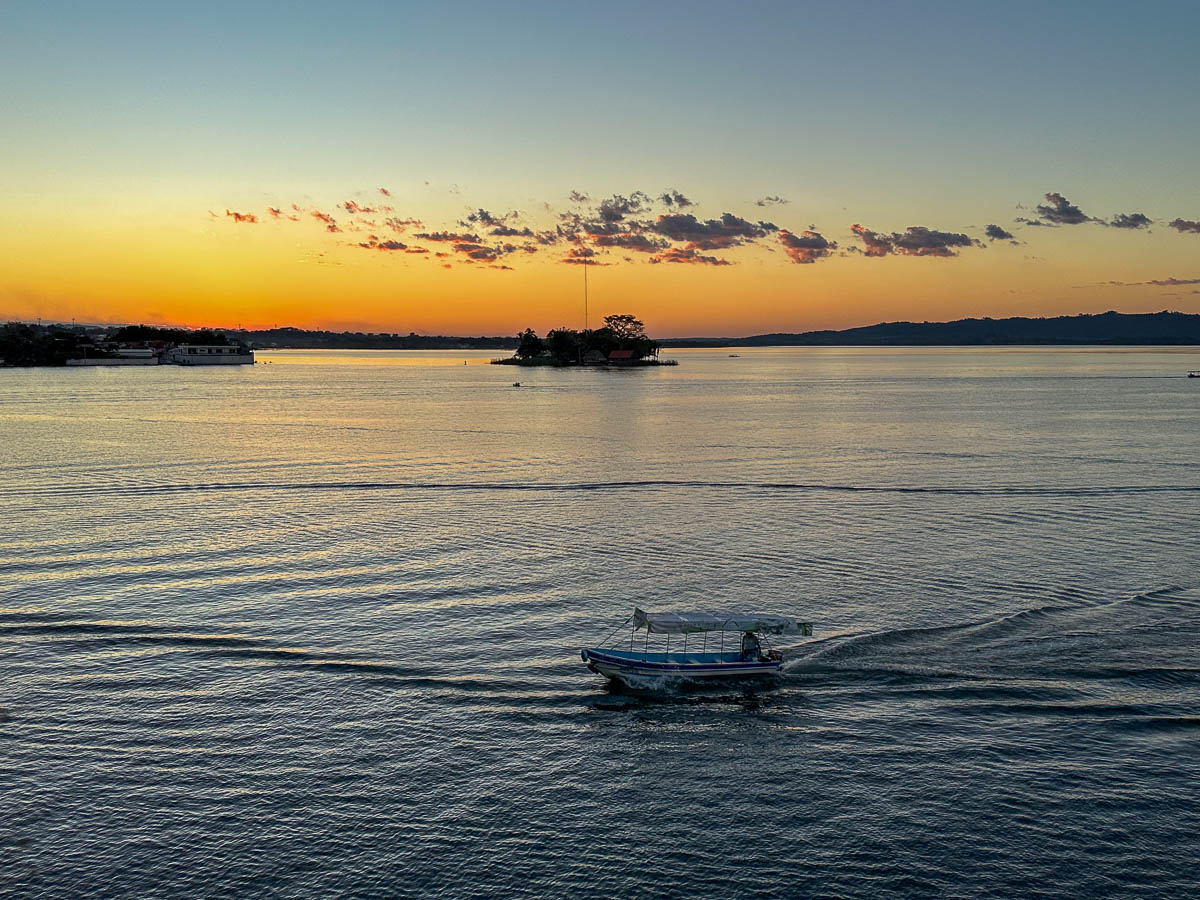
top-left (243, 311), bottom-right (1200, 350)
top-left (6, 312), bottom-right (1200, 366)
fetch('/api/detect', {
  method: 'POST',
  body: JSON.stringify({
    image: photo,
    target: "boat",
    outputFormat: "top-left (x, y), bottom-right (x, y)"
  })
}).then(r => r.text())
top-left (581, 608), bottom-right (812, 686)
top-left (161, 344), bottom-right (254, 366)
top-left (1189, 371), bottom-right (1199, 378)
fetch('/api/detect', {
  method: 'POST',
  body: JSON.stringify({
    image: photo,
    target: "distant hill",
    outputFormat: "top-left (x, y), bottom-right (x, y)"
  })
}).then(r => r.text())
top-left (661, 311), bottom-right (1200, 347)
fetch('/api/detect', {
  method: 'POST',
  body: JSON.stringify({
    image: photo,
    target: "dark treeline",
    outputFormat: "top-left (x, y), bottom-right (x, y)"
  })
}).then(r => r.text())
top-left (6, 311), bottom-right (1198, 367)
top-left (0, 323), bottom-right (95, 366)
top-left (109, 325), bottom-right (229, 345)
top-left (239, 327), bottom-right (517, 350)
top-left (661, 311), bottom-right (1200, 347)
top-left (0, 323), bottom-right (238, 366)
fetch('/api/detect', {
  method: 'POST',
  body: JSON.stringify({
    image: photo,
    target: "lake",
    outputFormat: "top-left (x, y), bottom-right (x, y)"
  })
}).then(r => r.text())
top-left (2, 346), bottom-right (1199, 897)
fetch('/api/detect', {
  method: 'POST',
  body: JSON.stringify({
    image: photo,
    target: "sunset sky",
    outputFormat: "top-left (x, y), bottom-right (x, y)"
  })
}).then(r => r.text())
top-left (3, 1), bottom-right (1199, 336)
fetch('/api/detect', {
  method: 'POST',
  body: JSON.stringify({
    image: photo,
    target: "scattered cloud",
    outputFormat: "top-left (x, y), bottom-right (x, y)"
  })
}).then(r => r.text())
top-left (384, 217), bottom-right (422, 233)
top-left (489, 225), bottom-right (538, 238)
top-left (453, 242), bottom-right (503, 262)
top-left (217, 184), bottom-right (1199, 278)
top-left (650, 247), bottom-right (733, 266)
top-left (778, 229), bottom-right (836, 264)
top-left (592, 232), bottom-right (669, 253)
top-left (310, 210), bottom-right (340, 232)
top-left (1108, 212), bottom-right (1152, 229)
top-left (850, 224), bottom-right (893, 257)
top-left (1033, 191), bottom-right (1092, 225)
top-left (597, 192), bottom-right (652, 223)
top-left (414, 231), bottom-right (481, 242)
top-left (652, 212), bottom-right (777, 250)
top-left (358, 237), bottom-right (408, 251)
top-left (562, 246), bottom-right (608, 266)
top-left (463, 208), bottom-right (519, 228)
top-left (659, 190), bottom-right (694, 208)
top-left (851, 224), bottom-right (979, 257)
top-left (1094, 276), bottom-right (1200, 287)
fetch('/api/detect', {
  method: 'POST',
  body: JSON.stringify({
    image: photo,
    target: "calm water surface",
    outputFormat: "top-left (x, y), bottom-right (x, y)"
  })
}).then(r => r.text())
top-left (2, 347), bottom-right (1199, 897)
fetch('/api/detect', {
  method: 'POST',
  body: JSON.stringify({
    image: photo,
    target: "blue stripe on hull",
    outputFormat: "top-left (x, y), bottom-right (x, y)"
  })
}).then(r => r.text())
top-left (583, 648), bottom-right (781, 680)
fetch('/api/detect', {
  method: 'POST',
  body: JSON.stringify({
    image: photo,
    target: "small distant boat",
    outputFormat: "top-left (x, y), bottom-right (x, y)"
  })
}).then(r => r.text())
top-left (1189, 371), bottom-right (1199, 378)
top-left (728, 353), bottom-right (740, 357)
top-left (581, 608), bottom-right (812, 687)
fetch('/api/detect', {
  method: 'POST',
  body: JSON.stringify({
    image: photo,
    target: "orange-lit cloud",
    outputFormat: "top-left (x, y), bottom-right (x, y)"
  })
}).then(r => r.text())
top-left (562, 246), bottom-right (607, 266)
top-left (382, 217), bottom-right (422, 233)
top-left (415, 230), bottom-right (480, 242)
top-left (310, 210), bottom-right (340, 232)
top-left (778, 229), bottom-right (836, 264)
top-left (650, 247), bottom-right (732, 266)
top-left (225, 209), bottom-right (258, 223)
top-left (358, 236), bottom-right (408, 251)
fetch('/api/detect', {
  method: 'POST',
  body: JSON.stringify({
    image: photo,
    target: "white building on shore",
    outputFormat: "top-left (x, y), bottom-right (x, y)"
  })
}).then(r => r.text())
top-left (161, 345), bottom-right (254, 365)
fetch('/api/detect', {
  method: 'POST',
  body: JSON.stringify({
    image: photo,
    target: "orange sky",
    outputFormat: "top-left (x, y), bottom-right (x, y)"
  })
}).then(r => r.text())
top-left (2, 184), bottom-right (1198, 337)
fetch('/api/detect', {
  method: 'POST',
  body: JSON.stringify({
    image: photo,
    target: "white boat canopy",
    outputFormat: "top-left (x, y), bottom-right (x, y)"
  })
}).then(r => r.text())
top-left (633, 608), bottom-right (811, 636)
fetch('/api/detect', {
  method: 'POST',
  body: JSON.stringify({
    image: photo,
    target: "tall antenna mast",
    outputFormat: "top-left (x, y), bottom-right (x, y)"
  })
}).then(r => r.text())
top-left (584, 263), bottom-right (589, 331)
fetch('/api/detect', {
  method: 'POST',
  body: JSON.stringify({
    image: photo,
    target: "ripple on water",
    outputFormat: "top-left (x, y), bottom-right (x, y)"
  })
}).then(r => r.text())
top-left (2, 350), bottom-right (1199, 897)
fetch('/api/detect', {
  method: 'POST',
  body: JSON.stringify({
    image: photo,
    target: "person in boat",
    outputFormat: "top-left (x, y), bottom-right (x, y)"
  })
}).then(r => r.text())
top-left (740, 631), bottom-right (762, 661)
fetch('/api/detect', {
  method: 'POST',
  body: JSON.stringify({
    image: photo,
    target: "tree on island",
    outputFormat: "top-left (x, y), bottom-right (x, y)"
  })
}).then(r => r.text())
top-left (545, 328), bottom-right (580, 364)
top-left (602, 314), bottom-right (646, 341)
top-left (506, 314), bottom-right (660, 365)
top-left (515, 328), bottom-right (545, 359)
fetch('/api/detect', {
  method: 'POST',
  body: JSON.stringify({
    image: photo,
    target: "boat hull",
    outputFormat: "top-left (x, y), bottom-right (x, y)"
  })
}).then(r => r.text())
top-left (582, 648), bottom-right (782, 685)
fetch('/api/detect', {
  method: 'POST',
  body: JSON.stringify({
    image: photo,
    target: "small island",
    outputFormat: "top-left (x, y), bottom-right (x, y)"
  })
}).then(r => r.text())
top-left (492, 314), bottom-right (677, 367)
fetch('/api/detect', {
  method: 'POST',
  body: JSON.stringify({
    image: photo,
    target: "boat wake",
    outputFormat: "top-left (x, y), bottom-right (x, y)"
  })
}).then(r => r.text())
top-left (774, 584), bottom-right (1200, 729)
